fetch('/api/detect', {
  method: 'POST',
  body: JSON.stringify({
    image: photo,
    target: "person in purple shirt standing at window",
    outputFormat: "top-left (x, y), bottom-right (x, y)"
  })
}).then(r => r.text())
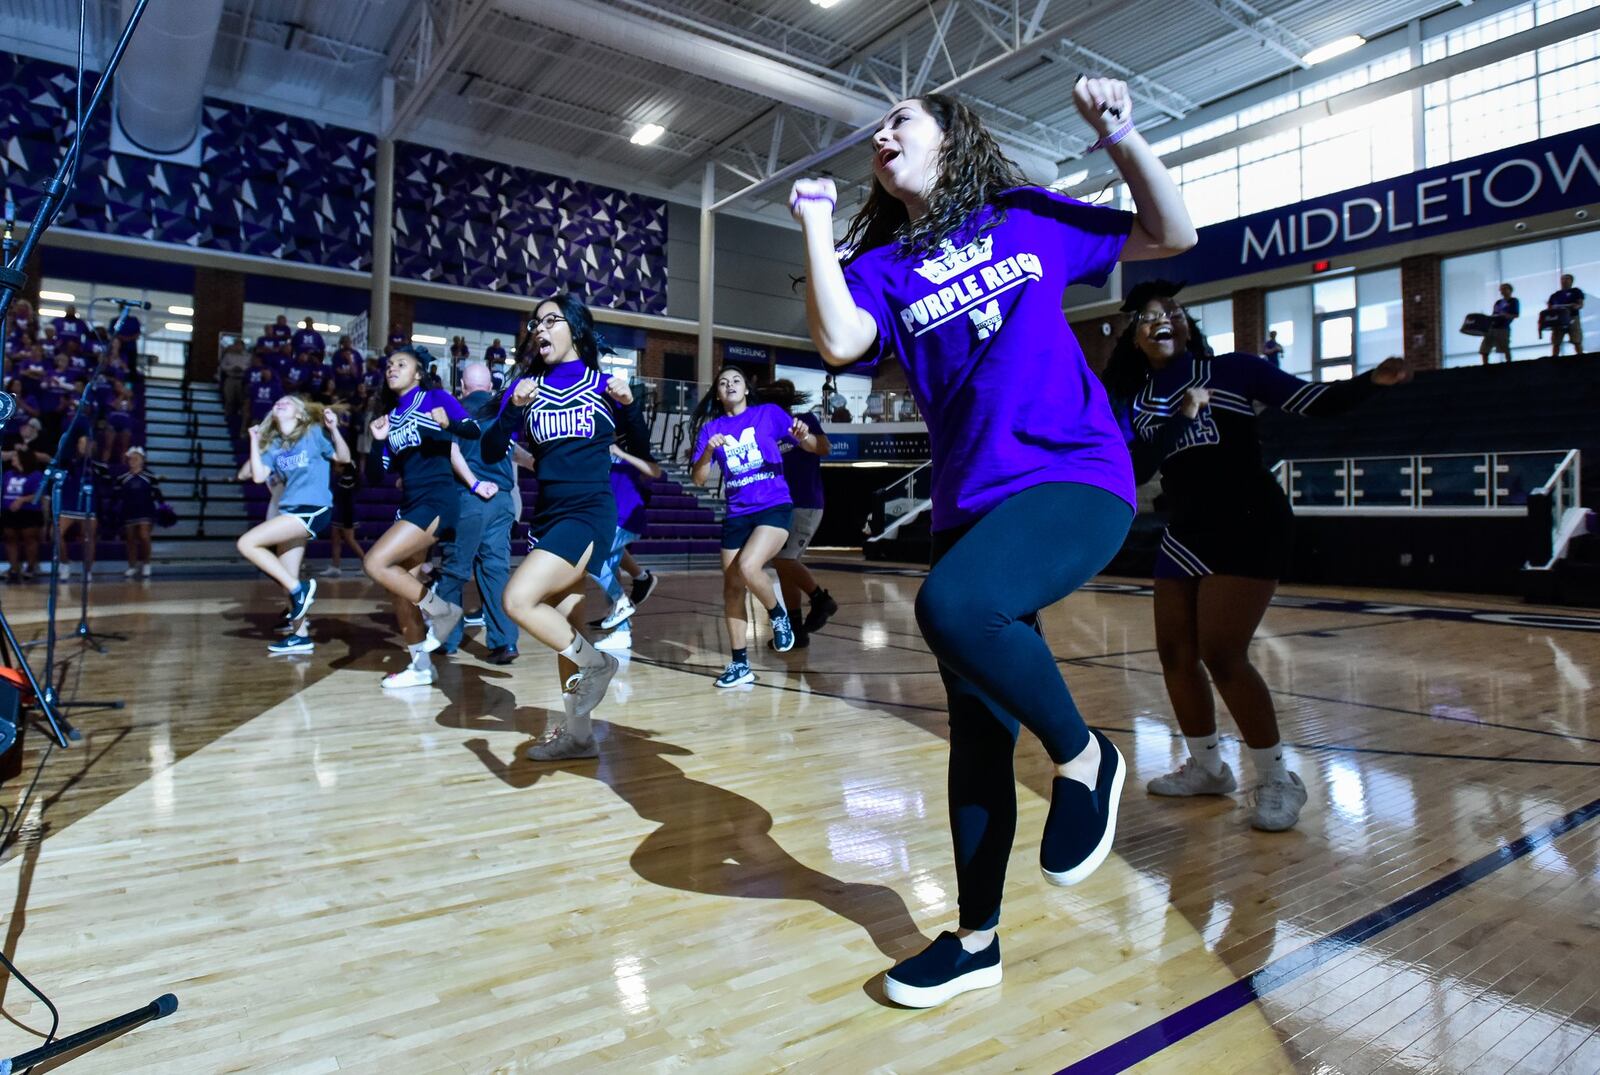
top-left (1478, 283), bottom-right (1520, 364)
top-left (291, 316), bottom-right (326, 360)
top-left (691, 367), bottom-right (822, 685)
top-left (790, 79), bottom-right (1195, 1007)
top-left (52, 303), bottom-right (90, 348)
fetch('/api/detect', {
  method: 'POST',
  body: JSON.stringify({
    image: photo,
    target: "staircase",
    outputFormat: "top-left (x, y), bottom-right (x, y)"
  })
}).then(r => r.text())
top-left (635, 462), bottom-right (722, 557)
top-left (143, 380), bottom-right (248, 561)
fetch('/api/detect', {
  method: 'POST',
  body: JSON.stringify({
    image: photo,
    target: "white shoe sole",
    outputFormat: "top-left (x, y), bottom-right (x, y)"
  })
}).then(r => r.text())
top-left (1147, 773), bottom-right (1237, 797)
top-left (381, 673), bottom-right (436, 690)
top-left (714, 670), bottom-right (756, 689)
top-left (883, 963), bottom-right (1002, 1008)
top-left (596, 635), bottom-right (633, 652)
top-left (600, 605), bottom-right (636, 629)
top-left (1043, 742), bottom-right (1126, 887)
top-left (268, 643), bottom-right (315, 655)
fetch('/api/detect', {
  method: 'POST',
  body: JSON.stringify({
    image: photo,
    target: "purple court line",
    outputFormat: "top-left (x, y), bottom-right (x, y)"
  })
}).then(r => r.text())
top-left (1054, 794), bottom-right (1600, 1075)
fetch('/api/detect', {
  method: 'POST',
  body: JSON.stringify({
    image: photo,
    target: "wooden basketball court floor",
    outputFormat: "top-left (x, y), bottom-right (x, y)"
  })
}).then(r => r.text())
top-left (0, 559), bottom-right (1598, 1073)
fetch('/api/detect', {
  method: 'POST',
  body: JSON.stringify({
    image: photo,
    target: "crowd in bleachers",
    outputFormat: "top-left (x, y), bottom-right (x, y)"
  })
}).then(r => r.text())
top-left (1, 296), bottom-right (153, 580)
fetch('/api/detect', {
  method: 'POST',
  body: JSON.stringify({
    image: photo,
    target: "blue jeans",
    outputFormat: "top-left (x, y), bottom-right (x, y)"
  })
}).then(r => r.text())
top-left (916, 482), bottom-right (1132, 931)
top-left (594, 526), bottom-right (641, 604)
top-left (437, 490), bottom-right (518, 652)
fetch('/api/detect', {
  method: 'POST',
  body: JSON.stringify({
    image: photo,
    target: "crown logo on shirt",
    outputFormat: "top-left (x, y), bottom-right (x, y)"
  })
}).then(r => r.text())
top-left (913, 236), bottom-right (994, 285)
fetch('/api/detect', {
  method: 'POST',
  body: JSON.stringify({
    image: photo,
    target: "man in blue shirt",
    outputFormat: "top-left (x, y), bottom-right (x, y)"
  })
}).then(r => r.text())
top-left (1261, 329), bottom-right (1283, 369)
top-left (52, 303), bottom-right (90, 347)
top-left (1547, 274), bottom-right (1584, 358)
top-left (433, 362), bottom-right (519, 664)
top-left (1481, 282), bottom-right (1519, 364)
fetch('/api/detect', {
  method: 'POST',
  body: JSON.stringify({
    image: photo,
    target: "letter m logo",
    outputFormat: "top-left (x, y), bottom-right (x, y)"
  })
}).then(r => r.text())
top-left (968, 300), bottom-right (1003, 340)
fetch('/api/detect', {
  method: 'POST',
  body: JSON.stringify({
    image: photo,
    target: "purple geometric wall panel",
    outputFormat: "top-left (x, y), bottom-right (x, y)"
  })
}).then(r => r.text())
top-left (392, 144), bottom-right (668, 315)
top-left (0, 52), bottom-right (373, 270)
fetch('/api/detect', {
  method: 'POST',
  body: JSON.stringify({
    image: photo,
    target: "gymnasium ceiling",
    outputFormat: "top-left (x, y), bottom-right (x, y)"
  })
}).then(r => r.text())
top-left (3, 0), bottom-right (1481, 221)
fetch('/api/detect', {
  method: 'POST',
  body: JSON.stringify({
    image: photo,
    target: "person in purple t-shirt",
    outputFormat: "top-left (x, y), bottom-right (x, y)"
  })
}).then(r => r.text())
top-left (690, 366), bottom-right (823, 685)
top-left (791, 80), bottom-right (1195, 1006)
top-left (52, 304), bottom-right (90, 348)
top-left (291, 316), bottom-right (326, 360)
top-left (765, 380), bottom-right (838, 648)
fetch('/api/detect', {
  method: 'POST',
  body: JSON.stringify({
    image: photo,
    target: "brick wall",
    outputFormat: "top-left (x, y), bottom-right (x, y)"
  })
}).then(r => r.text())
top-left (190, 266), bottom-right (245, 381)
top-left (1232, 286), bottom-right (1265, 355)
top-left (388, 293), bottom-right (414, 348)
top-left (1070, 313), bottom-right (1127, 376)
top-left (1400, 254), bottom-right (1442, 371)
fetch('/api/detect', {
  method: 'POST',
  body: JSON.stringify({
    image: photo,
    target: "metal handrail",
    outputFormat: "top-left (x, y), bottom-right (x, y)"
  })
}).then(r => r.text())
top-left (1533, 448), bottom-right (1581, 497)
top-left (1277, 449), bottom-right (1577, 514)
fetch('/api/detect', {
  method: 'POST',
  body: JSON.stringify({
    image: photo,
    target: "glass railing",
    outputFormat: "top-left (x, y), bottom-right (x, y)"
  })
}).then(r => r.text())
top-left (868, 461), bottom-right (933, 537)
top-left (1276, 450), bottom-right (1576, 512)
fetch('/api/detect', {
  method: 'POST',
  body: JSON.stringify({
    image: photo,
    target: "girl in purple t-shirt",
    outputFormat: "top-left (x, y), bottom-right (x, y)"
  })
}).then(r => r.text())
top-left (791, 80), bottom-right (1195, 1006)
top-left (690, 367), bottom-right (825, 686)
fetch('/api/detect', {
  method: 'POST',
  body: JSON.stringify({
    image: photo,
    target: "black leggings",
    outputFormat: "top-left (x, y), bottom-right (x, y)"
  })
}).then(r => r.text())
top-left (917, 481), bottom-right (1132, 931)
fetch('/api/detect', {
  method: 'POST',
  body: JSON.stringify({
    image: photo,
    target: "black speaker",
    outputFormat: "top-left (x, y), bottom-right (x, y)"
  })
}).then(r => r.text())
top-left (0, 676), bottom-right (24, 784)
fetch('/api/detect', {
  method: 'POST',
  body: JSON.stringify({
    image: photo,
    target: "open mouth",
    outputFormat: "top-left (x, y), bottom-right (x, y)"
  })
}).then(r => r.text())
top-left (1152, 325), bottom-right (1175, 342)
top-left (876, 147), bottom-right (899, 169)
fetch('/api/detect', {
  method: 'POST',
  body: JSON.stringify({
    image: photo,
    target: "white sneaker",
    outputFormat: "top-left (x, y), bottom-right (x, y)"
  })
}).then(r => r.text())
top-left (595, 629), bottom-right (633, 652)
top-left (123, 567), bottom-right (136, 578)
top-left (1248, 772), bottom-right (1308, 832)
top-left (565, 652), bottom-right (620, 716)
top-left (382, 666), bottom-right (436, 690)
top-left (140, 564), bottom-right (152, 578)
top-left (59, 564), bottom-right (72, 580)
top-left (320, 566), bottom-right (343, 578)
top-left (525, 728), bottom-right (598, 761)
top-left (1147, 757), bottom-right (1238, 797)
top-left (600, 596), bottom-right (636, 630)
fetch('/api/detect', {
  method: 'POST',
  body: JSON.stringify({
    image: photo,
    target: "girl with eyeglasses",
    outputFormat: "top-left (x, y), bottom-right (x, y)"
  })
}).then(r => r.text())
top-left (362, 345), bottom-right (482, 690)
top-left (790, 79), bottom-right (1195, 1008)
top-left (497, 294), bottom-right (642, 761)
top-left (1103, 279), bottom-right (1411, 834)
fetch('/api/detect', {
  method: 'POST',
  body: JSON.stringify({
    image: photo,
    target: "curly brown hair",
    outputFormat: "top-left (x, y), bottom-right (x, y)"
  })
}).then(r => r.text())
top-left (840, 94), bottom-right (1029, 263)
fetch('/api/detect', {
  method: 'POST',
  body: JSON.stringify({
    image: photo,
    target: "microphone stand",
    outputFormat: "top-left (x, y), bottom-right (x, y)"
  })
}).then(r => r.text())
top-left (0, 4), bottom-right (178, 1071)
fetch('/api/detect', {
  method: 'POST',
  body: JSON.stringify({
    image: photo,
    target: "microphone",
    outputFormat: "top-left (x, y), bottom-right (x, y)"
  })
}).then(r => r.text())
top-left (103, 298), bottom-right (153, 309)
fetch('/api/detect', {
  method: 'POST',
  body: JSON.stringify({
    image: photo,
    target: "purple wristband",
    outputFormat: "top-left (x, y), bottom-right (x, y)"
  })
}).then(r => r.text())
top-left (1089, 118), bottom-right (1135, 152)
top-left (790, 191), bottom-right (836, 214)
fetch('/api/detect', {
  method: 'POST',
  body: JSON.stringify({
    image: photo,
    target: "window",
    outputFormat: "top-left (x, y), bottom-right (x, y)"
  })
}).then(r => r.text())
top-left (1265, 285), bottom-right (1314, 377)
top-left (1423, 2), bottom-right (1600, 166)
top-left (774, 365), bottom-right (875, 423)
top-left (1266, 268), bottom-right (1402, 380)
top-left (1188, 297), bottom-right (1234, 354)
top-left (1439, 234), bottom-right (1600, 365)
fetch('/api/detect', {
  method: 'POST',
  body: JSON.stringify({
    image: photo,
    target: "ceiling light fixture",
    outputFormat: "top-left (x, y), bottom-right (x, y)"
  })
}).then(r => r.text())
top-left (39, 290), bottom-right (75, 302)
top-left (630, 123), bottom-right (665, 146)
top-left (1302, 35), bottom-right (1365, 66)
top-left (810, 0), bottom-right (844, 8)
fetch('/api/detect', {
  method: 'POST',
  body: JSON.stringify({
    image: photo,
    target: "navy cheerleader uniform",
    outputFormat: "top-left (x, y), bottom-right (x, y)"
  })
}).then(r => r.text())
top-left (1131, 351), bottom-right (1380, 581)
top-left (115, 469), bottom-right (164, 526)
top-left (382, 386), bottom-right (480, 539)
top-left (498, 361), bottom-right (640, 571)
